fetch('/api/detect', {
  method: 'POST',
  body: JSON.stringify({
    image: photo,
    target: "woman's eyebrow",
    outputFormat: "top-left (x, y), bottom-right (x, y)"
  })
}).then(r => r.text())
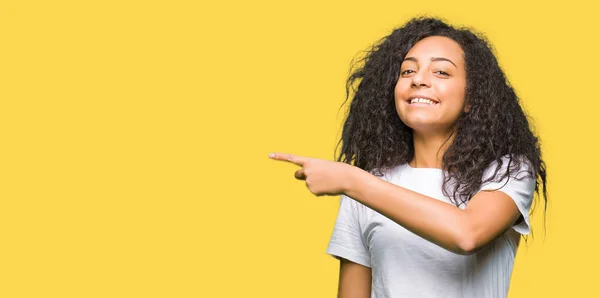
top-left (431, 57), bottom-right (457, 67)
top-left (403, 56), bottom-right (457, 67)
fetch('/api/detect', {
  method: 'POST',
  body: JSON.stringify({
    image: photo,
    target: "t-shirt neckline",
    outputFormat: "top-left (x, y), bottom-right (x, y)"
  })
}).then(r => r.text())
top-left (405, 163), bottom-right (444, 172)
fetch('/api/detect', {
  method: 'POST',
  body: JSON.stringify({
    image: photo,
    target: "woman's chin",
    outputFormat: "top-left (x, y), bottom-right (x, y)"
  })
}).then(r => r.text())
top-left (404, 120), bottom-right (447, 134)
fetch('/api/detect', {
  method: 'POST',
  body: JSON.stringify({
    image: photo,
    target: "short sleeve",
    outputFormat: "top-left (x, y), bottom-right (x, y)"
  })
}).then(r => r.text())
top-left (326, 195), bottom-right (371, 267)
top-left (479, 155), bottom-right (537, 235)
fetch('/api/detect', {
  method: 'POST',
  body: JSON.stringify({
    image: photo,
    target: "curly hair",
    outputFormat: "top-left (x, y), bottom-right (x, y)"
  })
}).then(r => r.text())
top-left (335, 16), bottom-right (548, 233)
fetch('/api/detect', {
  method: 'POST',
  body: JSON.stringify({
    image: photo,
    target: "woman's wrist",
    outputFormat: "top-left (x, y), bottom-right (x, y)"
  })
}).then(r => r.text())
top-left (343, 165), bottom-right (368, 198)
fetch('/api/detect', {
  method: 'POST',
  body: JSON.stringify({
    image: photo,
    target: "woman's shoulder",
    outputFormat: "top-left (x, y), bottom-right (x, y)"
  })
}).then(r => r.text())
top-left (482, 154), bottom-right (535, 181)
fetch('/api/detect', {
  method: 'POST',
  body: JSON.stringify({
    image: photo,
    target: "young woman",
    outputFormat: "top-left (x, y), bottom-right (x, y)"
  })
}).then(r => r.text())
top-left (269, 17), bottom-right (547, 298)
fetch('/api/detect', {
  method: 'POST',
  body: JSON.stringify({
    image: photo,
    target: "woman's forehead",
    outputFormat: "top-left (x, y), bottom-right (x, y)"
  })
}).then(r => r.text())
top-left (405, 36), bottom-right (464, 64)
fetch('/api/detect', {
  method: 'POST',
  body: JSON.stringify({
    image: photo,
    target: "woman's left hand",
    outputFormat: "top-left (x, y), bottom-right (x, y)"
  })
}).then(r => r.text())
top-left (268, 152), bottom-right (357, 197)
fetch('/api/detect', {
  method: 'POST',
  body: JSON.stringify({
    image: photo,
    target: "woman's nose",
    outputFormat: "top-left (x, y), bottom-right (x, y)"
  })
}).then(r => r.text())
top-left (411, 70), bottom-right (431, 88)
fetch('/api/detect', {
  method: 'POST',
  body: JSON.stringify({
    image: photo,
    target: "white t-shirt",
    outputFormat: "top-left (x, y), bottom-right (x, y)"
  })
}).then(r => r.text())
top-left (326, 156), bottom-right (536, 298)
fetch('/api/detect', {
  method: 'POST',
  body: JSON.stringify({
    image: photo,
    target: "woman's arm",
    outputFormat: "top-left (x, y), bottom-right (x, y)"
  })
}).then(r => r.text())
top-left (337, 258), bottom-right (372, 298)
top-left (344, 167), bottom-right (523, 255)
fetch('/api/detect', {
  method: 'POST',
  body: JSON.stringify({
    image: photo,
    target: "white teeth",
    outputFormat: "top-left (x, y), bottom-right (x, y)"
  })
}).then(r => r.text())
top-left (409, 98), bottom-right (437, 105)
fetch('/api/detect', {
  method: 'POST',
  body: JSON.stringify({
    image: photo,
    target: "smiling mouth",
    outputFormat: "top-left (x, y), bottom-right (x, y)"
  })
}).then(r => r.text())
top-left (407, 97), bottom-right (440, 105)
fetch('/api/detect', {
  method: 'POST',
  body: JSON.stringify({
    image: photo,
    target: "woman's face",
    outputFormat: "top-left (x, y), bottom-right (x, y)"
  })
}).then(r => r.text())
top-left (394, 36), bottom-right (467, 135)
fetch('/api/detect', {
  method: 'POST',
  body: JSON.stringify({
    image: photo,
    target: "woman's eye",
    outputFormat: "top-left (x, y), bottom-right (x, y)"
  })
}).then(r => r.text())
top-left (401, 69), bottom-right (415, 75)
top-left (435, 70), bottom-right (449, 76)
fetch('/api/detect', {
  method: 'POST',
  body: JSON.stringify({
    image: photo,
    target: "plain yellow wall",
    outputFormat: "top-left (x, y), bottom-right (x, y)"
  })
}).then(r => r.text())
top-left (1, 0), bottom-right (597, 297)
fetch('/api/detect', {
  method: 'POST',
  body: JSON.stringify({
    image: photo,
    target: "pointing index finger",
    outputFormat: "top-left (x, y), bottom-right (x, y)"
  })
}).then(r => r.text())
top-left (268, 152), bottom-right (307, 166)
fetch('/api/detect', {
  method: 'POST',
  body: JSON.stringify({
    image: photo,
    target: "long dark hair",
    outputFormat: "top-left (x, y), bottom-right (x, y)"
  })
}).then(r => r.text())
top-left (335, 16), bottom-right (547, 235)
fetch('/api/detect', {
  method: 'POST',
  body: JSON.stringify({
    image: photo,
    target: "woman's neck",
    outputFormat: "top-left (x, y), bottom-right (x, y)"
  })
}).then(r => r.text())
top-left (410, 131), bottom-right (455, 169)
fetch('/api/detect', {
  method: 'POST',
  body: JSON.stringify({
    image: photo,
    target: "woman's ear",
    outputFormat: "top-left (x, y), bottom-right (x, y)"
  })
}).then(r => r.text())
top-left (463, 103), bottom-right (471, 113)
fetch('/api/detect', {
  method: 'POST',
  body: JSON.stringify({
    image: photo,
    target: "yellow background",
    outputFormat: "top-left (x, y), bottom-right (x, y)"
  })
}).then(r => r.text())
top-left (1, 0), bottom-right (596, 297)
